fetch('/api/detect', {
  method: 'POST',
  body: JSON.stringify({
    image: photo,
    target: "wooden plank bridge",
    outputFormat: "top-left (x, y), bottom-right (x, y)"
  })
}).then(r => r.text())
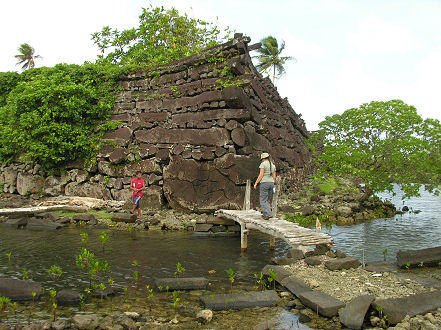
top-left (215, 180), bottom-right (334, 252)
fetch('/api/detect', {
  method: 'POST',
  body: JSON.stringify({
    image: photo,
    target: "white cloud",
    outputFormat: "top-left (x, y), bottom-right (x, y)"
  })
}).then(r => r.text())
top-left (280, 33), bottom-right (322, 61)
top-left (345, 16), bottom-right (418, 55)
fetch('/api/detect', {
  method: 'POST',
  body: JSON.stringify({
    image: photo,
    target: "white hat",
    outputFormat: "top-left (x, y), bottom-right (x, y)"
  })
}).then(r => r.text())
top-left (260, 152), bottom-right (270, 159)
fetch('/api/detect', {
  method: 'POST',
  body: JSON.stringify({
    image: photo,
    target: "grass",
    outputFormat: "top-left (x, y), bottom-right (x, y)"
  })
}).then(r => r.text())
top-left (317, 178), bottom-right (339, 195)
top-left (54, 209), bottom-right (113, 220)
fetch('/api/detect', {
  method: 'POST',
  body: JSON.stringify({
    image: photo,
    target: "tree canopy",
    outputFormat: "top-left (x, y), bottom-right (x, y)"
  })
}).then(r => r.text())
top-left (253, 36), bottom-right (295, 84)
top-left (311, 100), bottom-right (441, 199)
top-left (91, 6), bottom-right (231, 66)
top-left (15, 43), bottom-right (42, 70)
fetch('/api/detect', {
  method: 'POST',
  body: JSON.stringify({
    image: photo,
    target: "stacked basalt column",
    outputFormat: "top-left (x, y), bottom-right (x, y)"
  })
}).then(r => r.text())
top-left (98, 33), bottom-right (311, 211)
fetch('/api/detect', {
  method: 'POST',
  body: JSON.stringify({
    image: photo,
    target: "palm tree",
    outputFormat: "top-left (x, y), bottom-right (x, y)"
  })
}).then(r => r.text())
top-left (253, 36), bottom-right (295, 85)
top-left (15, 43), bottom-right (42, 70)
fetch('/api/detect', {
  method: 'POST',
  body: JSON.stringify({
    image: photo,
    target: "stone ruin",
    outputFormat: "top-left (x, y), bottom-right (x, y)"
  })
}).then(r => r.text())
top-left (0, 33), bottom-right (311, 212)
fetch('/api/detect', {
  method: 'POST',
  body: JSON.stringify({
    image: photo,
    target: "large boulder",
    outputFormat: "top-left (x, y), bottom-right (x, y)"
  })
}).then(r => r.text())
top-left (0, 278), bottom-right (42, 301)
top-left (16, 172), bottom-right (45, 196)
top-left (396, 246), bottom-right (441, 268)
top-left (72, 314), bottom-right (100, 330)
top-left (163, 154), bottom-right (259, 212)
top-left (339, 294), bottom-right (375, 329)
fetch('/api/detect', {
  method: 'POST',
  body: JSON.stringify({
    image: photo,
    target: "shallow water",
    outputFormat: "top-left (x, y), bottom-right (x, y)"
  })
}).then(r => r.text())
top-left (325, 185), bottom-right (441, 263)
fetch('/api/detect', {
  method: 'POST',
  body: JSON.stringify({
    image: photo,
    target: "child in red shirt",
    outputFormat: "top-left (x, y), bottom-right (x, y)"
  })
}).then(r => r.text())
top-left (130, 171), bottom-right (145, 219)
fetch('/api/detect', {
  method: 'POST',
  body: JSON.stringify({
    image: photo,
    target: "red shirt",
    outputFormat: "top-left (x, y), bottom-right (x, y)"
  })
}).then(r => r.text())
top-left (131, 178), bottom-right (144, 198)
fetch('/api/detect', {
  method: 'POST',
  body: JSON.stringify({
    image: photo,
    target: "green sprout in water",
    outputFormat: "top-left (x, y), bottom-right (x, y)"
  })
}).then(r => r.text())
top-left (226, 268), bottom-right (236, 293)
top-left (99, 283), bottom-right (106, 302)
top-left (49, 289), bottom-right (57, 321)
top-left (174, 262), bottom-right (186, 277)
top-left (80, 232), bottom-right (89, 247)
top-left (0, 296), bottom-right (12, 312)
top-left (22, 269), bottom-right (29, 281)
top-left (382, 249), bottom-right (388, 261)
top-left (268, 269), bottom-right (277, 290)
top-left (98, 230), bottom-right (110, 252)
top-left (146, 285), bottom-right (154, 299)
top-left (254, 272), bottom-right (265, 291)
top-left (6, 252), bottom-right (11, 263)
top-left (47, 265), bottom-right (63, 282)
top-left (172, 290), bottom-right (180, 307)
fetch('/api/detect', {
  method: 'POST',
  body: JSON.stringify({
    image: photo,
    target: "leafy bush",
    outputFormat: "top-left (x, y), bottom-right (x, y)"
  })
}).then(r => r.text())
top-left (0, 63), bottom-right (132, 169)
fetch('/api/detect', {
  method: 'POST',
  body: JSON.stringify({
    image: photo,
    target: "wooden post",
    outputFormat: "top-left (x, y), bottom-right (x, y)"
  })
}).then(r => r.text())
top-left (270, 182), bottom-right (279, 250)
top-left (243, 179), bottom-right (251, 211)
top-left (241, 225), bottom-right (248, 252)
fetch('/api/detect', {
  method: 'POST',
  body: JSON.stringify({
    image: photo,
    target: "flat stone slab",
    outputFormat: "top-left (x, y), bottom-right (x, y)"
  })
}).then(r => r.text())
top-left (57, 289), bottom-right (81, 306)
top-left (339, 294), bottom-right (375, 329)
top-left (262, 265), bottom-right (292, 283)
top-left (0, 278), bottom-right (42, 301)
top-left (280, 276), bottom-right (312, 297)
top-left (325, 257), bottom-right (361, 271)
top-left (397, 246), bottom-right (441, 268)
top-left (305, 256), bottom-right (322, 266)
top-left (154, 277), bottom-right (209, 291)
top-left (372, 290), bottom-right (441, 324)
top-left (111, 212), bottom-right (137, 223)
top-left (298, 290), bottom-right (345, 317)
top-left (26, 219), bottom-right (63, 230)
top-left (200, 290), bottom-right (280, 311)
top-left (4, 218), bottom-right (28, 228)
top-left (192, 232), bottom-right (239, 238)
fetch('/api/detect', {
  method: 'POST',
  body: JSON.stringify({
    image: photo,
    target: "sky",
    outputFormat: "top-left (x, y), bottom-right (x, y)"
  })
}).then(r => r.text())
top-left (1, 0), bottom-right (440, 130)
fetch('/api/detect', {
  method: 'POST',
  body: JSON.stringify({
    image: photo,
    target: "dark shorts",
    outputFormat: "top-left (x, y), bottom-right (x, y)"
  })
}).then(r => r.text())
top-left (133, 196), bottom-right (141, 208)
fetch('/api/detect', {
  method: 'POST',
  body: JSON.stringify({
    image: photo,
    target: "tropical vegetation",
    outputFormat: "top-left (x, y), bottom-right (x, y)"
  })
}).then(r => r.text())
top-left (15, 43), bottom-right (42, 70)
top-left (310, 100), bottom-right (441, 199)
top-left (253, 36), bottom-right (295, 84)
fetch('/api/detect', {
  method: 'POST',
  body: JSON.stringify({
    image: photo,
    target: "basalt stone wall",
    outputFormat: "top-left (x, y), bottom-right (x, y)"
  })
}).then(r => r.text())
top-left (0, 34), bottom-right (312, 212)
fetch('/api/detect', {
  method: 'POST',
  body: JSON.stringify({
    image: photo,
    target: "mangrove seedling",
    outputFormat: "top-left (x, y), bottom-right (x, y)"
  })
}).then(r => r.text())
top-left (6, 252), bottom-right (11, 263)
top-left (80, 232), bottom-right (89, 246)
top-left (376, 305), bottom-right (383, 319)
top-left (268, 269), bottom-right (277, 290)
top-left (0, 296), bottom-right (11, 312)
top-left (133, 271), bottom-right (139, 289)
top-left (146, 285), bottom-right (154, 300)
top-left (172, 290), bottom-right (180, 307)
top-left (49, 289), bottom-right (57, 321)
top-left (254, 272), bottom-right (265, 291)
top-left (31, 291), bottom-right (36, 305)
top-left (419, 261), bottom-right (424, 267)
top-left (174, 262), bottom-right (186, 278)
top-left (98, 230), bottom-right (110, 252)
top-left (22, 269), bottom-right (29, 281)
top-left (47, 265), bottom-right (63, 283)
top-left (99, 283), bottom-right (106, 302)
top-left (382, 249), bottom-right (388, 261)
top-left (226, 268), bottom-right (236, 292)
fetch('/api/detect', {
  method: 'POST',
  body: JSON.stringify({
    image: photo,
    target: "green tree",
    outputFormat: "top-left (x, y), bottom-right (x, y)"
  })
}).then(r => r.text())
top-left (253, 36), bottom-right (295, 84)
top-left (91, 6), bottom-right (231, 66)
top-left (15, 43), bottom-right (42, 70)
top-left (311, 100), bottom-right (441, 200)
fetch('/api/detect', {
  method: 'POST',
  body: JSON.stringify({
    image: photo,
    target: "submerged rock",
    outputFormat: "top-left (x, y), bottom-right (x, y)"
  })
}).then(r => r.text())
top-left (0, 278), bottom-right (42, 301)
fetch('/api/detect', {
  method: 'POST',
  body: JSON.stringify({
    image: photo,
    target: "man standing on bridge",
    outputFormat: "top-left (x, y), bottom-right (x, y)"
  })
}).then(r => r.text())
top-left (253, 153), bottom-right (276, 220)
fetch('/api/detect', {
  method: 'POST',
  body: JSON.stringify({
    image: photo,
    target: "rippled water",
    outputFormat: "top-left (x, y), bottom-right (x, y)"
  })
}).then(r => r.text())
top-left (326, 185), bottom-right (441, 262)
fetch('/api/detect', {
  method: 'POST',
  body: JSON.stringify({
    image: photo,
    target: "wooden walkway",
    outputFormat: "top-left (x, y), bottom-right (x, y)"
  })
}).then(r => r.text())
top-left (215, 180), bottom-right (334, 252)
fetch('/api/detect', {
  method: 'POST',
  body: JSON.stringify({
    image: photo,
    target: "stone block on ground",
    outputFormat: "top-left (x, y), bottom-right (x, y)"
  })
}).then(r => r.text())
top-left (298, 290), bottom-right (345, 317)
top-left (325, 256), bottom-right (361, 271)
top-left (396, 246), bottom-right (441, 268)
top-left (261, 265), bottom-right (292, 283)
top-left (26, 219), bottom-right (63, 230)
top-left (72, 314), bottom-right (100, 330)
top-left (280, 276), bottom-right (312, 297)
top-left (111, 212), bottom-right (137, 223)
top-left (205, 217), bottom-right (236, 225)
top-left (72, 213), bottom-right (96, 222)
top-left (339, 294), bottom-right (375, 329)
top-left (4, 217), bottom-right (28, 228)
top-left (0, 278), bottom-right (42, 301)
top-left (371, 290), bottom-right (441, 324)
top-left (194, 223), bottom-right (213, 232)
top-left (305, 256), bottom-right (322, 266)
top-left (271, 257), bottom-right (296, 265)
top-left (57, 289), bottom-right (81, 306)
top-left (154, 277), bottom-right (209, 291)
top-left (287, 248), bottom-right (305, 260)
top-left (200, 290), bottom-right (280, 311)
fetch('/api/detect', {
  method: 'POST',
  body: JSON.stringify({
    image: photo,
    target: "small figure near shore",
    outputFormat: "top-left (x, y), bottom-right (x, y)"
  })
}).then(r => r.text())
top-left (254, 152), bottom-right (277, 220)
top-left (130, 171), bottom-right (145, 219)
